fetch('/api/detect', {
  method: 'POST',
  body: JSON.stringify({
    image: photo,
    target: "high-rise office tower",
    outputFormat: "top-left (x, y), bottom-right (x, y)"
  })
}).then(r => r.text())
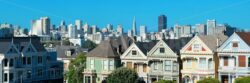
top-left (132, 17), bottom-right (137, 36)
top-left (117, 24), bottom-right (123, 35)
top-left (75, 20), bottom-right (82, 30)
top-left (140, 25), bottom-right (147, 40)
top-left (31, 17), bottom-right (51, 35)
top-left (60, 20), bottom-right (67, 33)
top-left (158, 15), bottom-right (167, 32)
top-left (195, 24), bottom-right (206, 35)
top-left (207, 19), bottom-right (216, 35)
top-left (83, 23), bottom-right (89, 33)
top-left (92, 25), bottom-right (97, 34)
top-left (107, 24), bottom-right (113, 32)
top-left (68, 24), bottom-right (77, 38)
top-left (41, 17), bottom-right (50, 35)
top-left (128, 30), bottom-right (133, 37)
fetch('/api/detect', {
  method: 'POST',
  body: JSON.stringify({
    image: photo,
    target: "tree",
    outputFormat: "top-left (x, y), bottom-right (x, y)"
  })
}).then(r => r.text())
top-left (197, 77), bottom-right (220, 83)
top-left (153, 80), bottom-right (176, 83)
top-left (81, 40), bottom-right (97, 50)
top-left (66, 52), bottom-right (86, 83)
top-left (107, 67), bottom-right (139, 83)
top-left (62, 38), bottom-right (71, 46)
top-left (235, 77), bottom-right (250, 83)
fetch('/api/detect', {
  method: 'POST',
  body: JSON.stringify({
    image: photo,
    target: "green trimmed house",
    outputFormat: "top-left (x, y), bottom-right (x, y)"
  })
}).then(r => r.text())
top-left (83, 36), bottom-right (133, 83)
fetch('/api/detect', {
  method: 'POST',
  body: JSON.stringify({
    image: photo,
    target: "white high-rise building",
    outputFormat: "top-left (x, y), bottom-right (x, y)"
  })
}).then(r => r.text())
top-left (107, 24), bottom-right (113, 32)
top-left (207, 19), bottom-right (216, 35)
top-left (140, 25), bottom-right (147, 40)
top-left (31, 17), bottom-right (50, 35)
top-left (92, 25), bottom-right (97, 34)
top-left (195, 24), bottom-right (206, 35)
top-left (83, 23), bottom-right (90, 34)
top-left (132, 17), bottom-right (136, 36)
top-left (128, 30), bottom-right (133, 37)
top-left (117, 24), bottom-right (123, 35)
top-left (75, 20), bottom-right (82, 30)
top-left (68, 24), bottom-right (77, 38)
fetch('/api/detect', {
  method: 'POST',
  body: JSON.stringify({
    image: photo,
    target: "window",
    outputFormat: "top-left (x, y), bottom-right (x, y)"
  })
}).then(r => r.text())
top-left (132, 50), bottom-right (137, 55)
top-left (85, 76), bottom-right (91, 83)
top-left (208, 59), bottom-right (213, 69)
top-left (173, 62), bottom-right (178, 71)
top-left (22, 57), bottom-right (26, 65)
top-left (37, 69), bottom-right (43, 76)
top-left (4, 73), bottom-right (7, 82)
top-left (143, 64), bottom-right (147, 72)
top-left (27, 57), bottom-right (31, 65)
top-left (109, 60), bottom-right (114, 70)
top-left (134, 63), bottom-right (138, 71)
top-left (127, 62), bottom-right (132, 68)
top-left (248, 57), bottom-right (250, 67)
top-left (160, 48), bottom-right (165, 53)
top-left (187, 59), bottom-right (192, 67)
top-left (27, 70), bottom-right (31, 78)
top-left (90, 59), bottom-right (94, 69)
top-left (9, 59), bottom-right (13, 67)
top-left (103, 60), bottom-right (108, 70)
top-left (199, 58), bottom-right (206, 68)
top-left (38, 56), bottom-right (42, 64)
top-left (4, 59), bottom-right (8, 67)
top-left (224, 57), bottom-right (228, 66)
top-left (9, 73), bottom-right (13, 81)
top-left (239, 56), bottom-right (246, 67)
top-left (165, 60), bottom-right (171, 71)
top-left (232, 42), bottom-right (238, 48)
top-left (154, 62), bottom-right (158, 70)
top-left (193, 44), bottom-right (201, 52)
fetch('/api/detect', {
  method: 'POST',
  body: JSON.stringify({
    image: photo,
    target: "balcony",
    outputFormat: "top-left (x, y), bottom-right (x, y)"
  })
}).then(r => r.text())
top-left (219, 66), bottom-right (250, 72)
top-left (149, 70), bottom-right (178, 76)
top-left (181, 69), bottom-right (214, 74)
top-left (101, 70), bottom-right (112, 75)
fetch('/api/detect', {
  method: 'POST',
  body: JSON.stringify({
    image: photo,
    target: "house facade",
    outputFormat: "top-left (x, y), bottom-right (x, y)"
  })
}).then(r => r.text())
top-left (180, 35), bottom-right (227, 83)
top-left (0, 37), bottom-right (63, 83)
top-left (217, 32), bottom-right (250, 83)
top-left (121, 42), bottom-right (157, 83)
top-left (83, 36), bottom-right (133, 83)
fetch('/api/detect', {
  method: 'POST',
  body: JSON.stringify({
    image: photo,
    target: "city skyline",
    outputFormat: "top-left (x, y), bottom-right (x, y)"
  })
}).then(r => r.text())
top-left (0, 0), bottom-right (250, 32)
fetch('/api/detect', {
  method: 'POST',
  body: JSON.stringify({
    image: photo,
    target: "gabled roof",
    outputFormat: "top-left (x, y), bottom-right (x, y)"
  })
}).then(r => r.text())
top-left (0, 37), bottom-right (46, 53)
top-left (198, 34), bottom-right (228, 51)
top-left (56, 45), bottom-right (88, 58)
top-left (86, 40), bottom-right (119, 58)
top-left (163, 37), bottom-right (192, 55)
top-left (236, 32), bottom-right (250, 46)
top-left (135, 41), bottom-right (157, 55)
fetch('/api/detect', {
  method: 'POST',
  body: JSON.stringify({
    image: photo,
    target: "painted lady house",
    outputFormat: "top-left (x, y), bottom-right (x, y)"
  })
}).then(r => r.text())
top-left (147, 38), bottom-right (191, 83)
top-left (217, 32), bottom-right (250, 83)
top-left (180, 34), bottom-right (227, 83)
top-left (121, 41), bottom-right (157, 83)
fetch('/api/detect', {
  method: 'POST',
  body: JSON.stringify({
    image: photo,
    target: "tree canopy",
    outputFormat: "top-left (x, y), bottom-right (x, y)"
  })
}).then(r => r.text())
top-left (197, 77), bottom-right (220, 83)
top-left (66, 52), bottom-right (86, 83)
top-left (81, 40), bottom-right (97, 50)
top-left (106, 67), bottom-right (139, 83)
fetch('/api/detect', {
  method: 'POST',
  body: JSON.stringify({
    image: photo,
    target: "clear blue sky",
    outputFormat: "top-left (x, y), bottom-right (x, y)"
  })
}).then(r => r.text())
top-left (0, 0), bottom-right (250, 32)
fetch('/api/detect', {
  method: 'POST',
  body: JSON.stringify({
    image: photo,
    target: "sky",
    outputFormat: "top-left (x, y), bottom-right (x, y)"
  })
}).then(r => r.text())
top-left (0, 0), bottom-right (250, 32)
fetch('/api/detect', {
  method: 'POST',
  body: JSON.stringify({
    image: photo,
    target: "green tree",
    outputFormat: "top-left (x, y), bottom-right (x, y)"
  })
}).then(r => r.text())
top-left (235, 77), bottom-right (250, 83)
top-left (197, 77), bottom-right (220, 83)
top-left (82, 40), bottom-right (97, 50)
top-left (153, 80), bottom-right (176, 83)
top-left (107, 67), bottom-right (139, 83)
top-left (66, 52), bottom-right (86, 83)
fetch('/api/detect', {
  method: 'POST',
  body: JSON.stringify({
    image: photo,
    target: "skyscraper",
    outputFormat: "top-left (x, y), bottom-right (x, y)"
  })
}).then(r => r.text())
top-left (140, 25), bottom-right (147, 40)
top-left (41, 17), bottom-right (50, 35)
top-left (117, 24), bottom-right (123, 35)
top-left (195, 24), bottom-right (206, 35)
top-left (68, 24), bottom-right (77, 38)
top-left (107, 24), bottom-right (113, 32)
top-left (31, 17), bottom-right (51, 35)
top-left (158, 15), bottom-right (167, 32)
top-left (75, 20), bottom-right (82, 30)
top-left (207, 19), bottom-right (216, 35)
top-left (132, 17), bottom-right (137, 36)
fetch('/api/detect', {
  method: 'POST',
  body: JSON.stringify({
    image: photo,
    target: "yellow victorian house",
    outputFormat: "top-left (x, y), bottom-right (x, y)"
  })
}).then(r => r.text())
top-left (180, 34), bottom-right (227, 83)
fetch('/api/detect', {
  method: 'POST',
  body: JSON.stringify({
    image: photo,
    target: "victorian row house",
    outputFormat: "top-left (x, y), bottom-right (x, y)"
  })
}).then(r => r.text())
top-left (121, 38), bottom-right (191, 83)
top-left (83, 36), bottom-right (133, 83)
top-left (180, 34), bottom-right (228, 83)
top-left (0, 37), bottom-right (63, 83)
top-left (217, 32), bottom-right (250, 83)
